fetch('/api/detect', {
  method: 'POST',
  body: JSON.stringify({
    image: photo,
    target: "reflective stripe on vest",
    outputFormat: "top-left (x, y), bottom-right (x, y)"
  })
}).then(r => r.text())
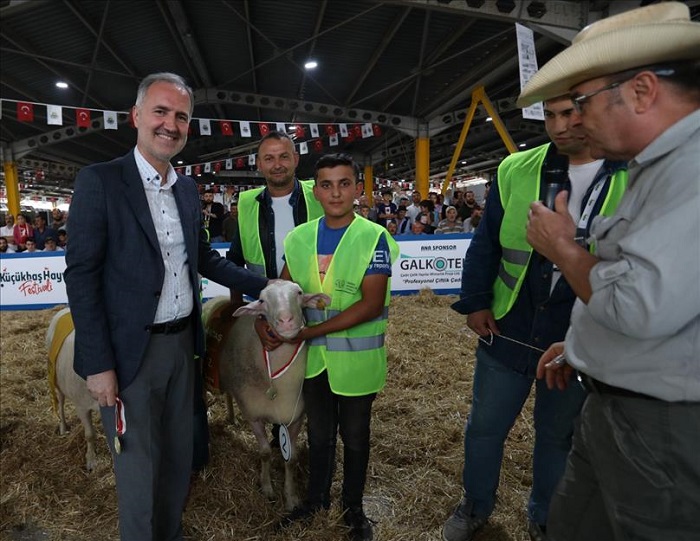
top-left (308, 334), bottom-right (386, 351)
top-left (304, 306), bottom-right (389, 323)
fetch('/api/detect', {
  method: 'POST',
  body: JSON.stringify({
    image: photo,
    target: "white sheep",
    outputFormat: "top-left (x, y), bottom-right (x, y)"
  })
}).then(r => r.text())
top-left (46, 307), bottom-right (100, 472)
top-left (202, 281), bottom-right (329, 511)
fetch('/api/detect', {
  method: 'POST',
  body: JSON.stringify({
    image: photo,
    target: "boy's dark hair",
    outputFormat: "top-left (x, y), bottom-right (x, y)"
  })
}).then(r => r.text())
top-left (397, 206), bottom-right (407, 213)
top-left (314, 153), bottom-right (361, 182)
top-left (381, 189), bottom-right (393, 197)
top-left (420, 199), bottom-right (435, 212)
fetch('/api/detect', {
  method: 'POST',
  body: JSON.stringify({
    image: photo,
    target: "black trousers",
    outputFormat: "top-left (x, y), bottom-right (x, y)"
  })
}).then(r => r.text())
top-left (303, 371), bottom-right (376, 510)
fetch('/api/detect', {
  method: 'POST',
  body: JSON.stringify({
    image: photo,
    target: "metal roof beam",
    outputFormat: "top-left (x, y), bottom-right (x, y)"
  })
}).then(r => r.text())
top-left (345, 6), bottom-right (412, 104)
top-left (379, 0), bottom-right (589, 31)
top-left (194, 88), bottom-right (420, 134)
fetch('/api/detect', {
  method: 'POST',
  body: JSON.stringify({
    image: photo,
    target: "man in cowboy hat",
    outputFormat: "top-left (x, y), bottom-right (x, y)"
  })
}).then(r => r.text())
top-left (519, 3), bottom-right (700, 540)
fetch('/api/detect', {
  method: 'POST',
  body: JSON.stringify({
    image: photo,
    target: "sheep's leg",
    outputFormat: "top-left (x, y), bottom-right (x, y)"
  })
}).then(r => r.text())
top-left (76, 407), bottom-right (97, 472)
top-left (249, 420), bottom-right (274, 499)
top-left (57, 388), bottom-right (68, 435)
top-left (283, 416), bottom-right (304, 511)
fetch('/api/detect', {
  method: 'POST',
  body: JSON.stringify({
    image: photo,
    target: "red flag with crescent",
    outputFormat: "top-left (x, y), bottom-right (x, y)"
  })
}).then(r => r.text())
top-left (194, 164), bottom-right (202, 175)
top-left (346, 132), bottom-right (356, 143)
top-left (352, 124), bottom-right (362, 138)
top-left (373, 124), bottom-right (382, 137)
top-left (313, 140), bottom-right (323, 153)
top-left (214, 161), bottom-right (222, 172)
top-left (220, 121), bottom-right (233, 136)
top-left (17, 102), bottom-right (34, 122)
top-left (295, 124), bottom-right (305, 138)
top-left (76, 108), bottom-right (91, 128)
top-left (236, 158), bottom-right (245, 169)
top-left (325, 124), bottom-right (336, 136)
top-left (259, 123), bottom-right (270, 137)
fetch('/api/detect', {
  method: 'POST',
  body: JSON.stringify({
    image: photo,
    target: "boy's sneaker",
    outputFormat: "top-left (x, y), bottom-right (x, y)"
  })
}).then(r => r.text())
top-left (527, 520), bottom-right (548, 541)
top-left (343, 506), bottom-right (374, 541)
top-left (442, 497), bottom-right (487, 541)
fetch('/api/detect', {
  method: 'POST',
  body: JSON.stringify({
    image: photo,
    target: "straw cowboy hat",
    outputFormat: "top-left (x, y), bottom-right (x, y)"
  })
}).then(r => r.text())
top-left (517, 2), bottom-right (700, 107)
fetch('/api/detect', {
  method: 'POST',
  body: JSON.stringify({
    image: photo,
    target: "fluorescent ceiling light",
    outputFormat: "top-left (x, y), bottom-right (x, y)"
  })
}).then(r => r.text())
top-left (304, 60), bottom-right (318, 70)
top-left (55, 81), bottom-right (69, 89)
top-left (485, 116), bottom-right (492, 122)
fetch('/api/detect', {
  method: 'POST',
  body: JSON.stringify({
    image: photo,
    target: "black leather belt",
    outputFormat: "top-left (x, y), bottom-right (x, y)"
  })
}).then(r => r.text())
top-left (578, 372), bottom-right (658, 401)
top-left (147, 316), bottom-right (190, 334)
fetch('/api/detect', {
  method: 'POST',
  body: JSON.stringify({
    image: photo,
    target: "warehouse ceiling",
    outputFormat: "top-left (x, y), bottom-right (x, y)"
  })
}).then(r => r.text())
top-left (1, 0), bottom-right (699, 196)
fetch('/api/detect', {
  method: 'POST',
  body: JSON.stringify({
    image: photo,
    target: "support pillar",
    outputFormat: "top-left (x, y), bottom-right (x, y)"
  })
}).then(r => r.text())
top-left (415, 123), bottom-right (430, 199)
top-left (3, 156), bottom-right (21, 219)
top-left (364, 163), bottom-right (374, 205)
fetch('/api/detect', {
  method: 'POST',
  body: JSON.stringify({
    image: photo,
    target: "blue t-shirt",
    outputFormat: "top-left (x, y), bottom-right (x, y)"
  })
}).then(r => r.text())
top-left (283, 218), bottom-right (392, 278)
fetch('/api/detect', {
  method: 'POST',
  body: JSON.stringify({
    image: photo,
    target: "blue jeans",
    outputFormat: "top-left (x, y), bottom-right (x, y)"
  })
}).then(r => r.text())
top-left (462, 347), bottom-right (585, 525)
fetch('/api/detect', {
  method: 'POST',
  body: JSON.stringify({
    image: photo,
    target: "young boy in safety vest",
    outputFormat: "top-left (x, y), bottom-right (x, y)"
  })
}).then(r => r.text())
top-left (278, 153), bottom-right (399, 541)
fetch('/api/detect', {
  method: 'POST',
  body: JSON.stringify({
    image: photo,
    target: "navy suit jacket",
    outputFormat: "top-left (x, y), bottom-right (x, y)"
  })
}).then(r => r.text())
top-left (64, 150), bottom-right (268, 390)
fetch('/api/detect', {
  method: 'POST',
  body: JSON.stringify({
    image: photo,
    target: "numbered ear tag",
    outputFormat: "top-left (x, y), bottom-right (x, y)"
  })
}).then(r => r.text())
top-left (279, 424), bottom-right (291, 462)
top-left (266, 385), bottom-right (278, 400)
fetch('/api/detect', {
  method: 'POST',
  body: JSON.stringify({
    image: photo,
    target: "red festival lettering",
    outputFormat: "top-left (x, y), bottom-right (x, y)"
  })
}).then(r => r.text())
top-left (18, 279), bottom-right (54, 296)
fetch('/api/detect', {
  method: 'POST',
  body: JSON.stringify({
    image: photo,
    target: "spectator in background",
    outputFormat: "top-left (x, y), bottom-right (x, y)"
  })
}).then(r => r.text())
top-left (396, 206), bottom-right (411, 234)
top-left (222, 200), bottom-right (238, 242)
top-left (51, 208), bottom-right (67, 230)
top-left (463, 208), bottom-right (483, 234)
top-left (386, 219), bottom-right (398, 236)
top-left (43, 236), bottom-right (62, 252)
top-left (418, 199), bottom-right (436, 234)
top-left (458, 190), bottom-right (481, 222)
top-left (435, 206), bottom-right (463, 234)
top-left (406, 190), bottom-right (422, 224)
top-left (13, 213), bottom-right (33, 251)
top-left (0, 237), bottom-right (14, 253)
top-left (375, 190), bottom-right (397, 226)
top-left (222, 185), bottom-right (237, 210)
top-left (0, 214), bottom-right (14, 238)
top-left (57, 229), bottom-right (67, 248)
top-left (33, 214), bottom-right (58, 250)
top-left (358, 204), bottom-right (372, 220)
top-left (201, 189), bottom-right (225, 242)
top-left (358, 195), bottom-right (377, 222)
top-left (24, 237), bottom-right (38, 253)
top-left (410, 221), bottom-right (426, 235)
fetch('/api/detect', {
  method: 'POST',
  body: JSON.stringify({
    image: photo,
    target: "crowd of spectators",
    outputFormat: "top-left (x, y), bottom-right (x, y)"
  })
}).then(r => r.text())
top-left (0, 210), bottom-right (68, 253)
top-left (352, 184), bottom-right (489, 236)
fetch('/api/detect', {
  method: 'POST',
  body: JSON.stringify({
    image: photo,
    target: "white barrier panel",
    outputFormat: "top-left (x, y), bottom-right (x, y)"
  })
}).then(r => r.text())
top-left (0, 235), bottom-right (472, 310)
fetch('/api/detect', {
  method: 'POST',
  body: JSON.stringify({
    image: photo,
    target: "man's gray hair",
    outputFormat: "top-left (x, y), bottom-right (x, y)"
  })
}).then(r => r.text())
top-left (135, 72), bottom-right (194, 114)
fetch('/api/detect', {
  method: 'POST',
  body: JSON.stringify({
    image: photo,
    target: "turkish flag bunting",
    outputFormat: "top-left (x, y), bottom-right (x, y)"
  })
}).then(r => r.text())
top-left (373, 124), bottom-right (382, 137)
top-left (214, 161), bottom-right (222, 172)
top-left (352, 124), bottom-right (362, 138)
top-left (17, 102), bottom-right (34, 122)
top-left (295, 124), bottom-right (305, 138)
top-left (175, 168), bottom-right (183, 175)
top-left (325, 124), bottom-right (336, 136)
top-left (236, 158), bottom-right (245, 169)
top-left (313, 139), bottom-right (323, 153)
top-left (259, 123), bottom-right (270, 137)
top-left (220, 121), bottom-right (233, 136)
top-left (194, 165), bottom-right (202, 175)
top-left (76, 108), bottom-right (91, 128)
top-left (346, 132), bottom-right (356, 142)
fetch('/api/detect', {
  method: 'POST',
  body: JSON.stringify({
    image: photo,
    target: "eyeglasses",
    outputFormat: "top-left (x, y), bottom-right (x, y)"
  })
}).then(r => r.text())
top-left (571, 81), bottom-right (625, 114)
top-left (571, 67), bottom-right (677, 114)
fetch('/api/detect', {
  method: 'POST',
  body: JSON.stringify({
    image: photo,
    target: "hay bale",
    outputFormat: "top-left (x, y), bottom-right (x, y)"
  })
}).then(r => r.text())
top-left (0, 292), bottom-right (536, 540)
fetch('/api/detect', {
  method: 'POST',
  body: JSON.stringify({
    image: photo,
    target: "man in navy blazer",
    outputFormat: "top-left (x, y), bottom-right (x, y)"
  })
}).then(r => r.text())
top-left (64, 72), bottom-right (268, 541)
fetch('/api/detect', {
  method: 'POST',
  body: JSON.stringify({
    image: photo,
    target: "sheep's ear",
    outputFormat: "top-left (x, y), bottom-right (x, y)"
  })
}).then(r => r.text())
top-left (302, 293), bottom-right (332, 309)
top-left (232, 300), bottom-right (266, 318)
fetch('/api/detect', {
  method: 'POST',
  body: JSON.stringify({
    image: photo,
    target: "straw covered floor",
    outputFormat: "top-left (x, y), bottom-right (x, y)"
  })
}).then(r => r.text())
top-left (1, 290), bottom-right (537, 541)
